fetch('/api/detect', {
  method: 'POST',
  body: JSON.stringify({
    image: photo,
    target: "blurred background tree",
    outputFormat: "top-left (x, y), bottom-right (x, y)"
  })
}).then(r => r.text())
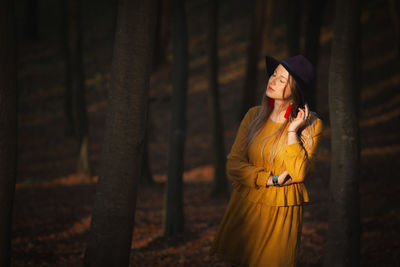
top-left (163, 0), bottom-right (188, 237)
top-left (61, 0), bottom-right (91, 177)
top-left (84, 0), bottom-right (158, 265)
top-left (324, 0), bottom-right (362, 266)
top-left (0, 1), bottom-right (18, 266)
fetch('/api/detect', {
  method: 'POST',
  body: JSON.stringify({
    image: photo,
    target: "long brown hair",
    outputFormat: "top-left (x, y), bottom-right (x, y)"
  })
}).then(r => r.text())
top-left (242, 75), bottom-right (318, 165)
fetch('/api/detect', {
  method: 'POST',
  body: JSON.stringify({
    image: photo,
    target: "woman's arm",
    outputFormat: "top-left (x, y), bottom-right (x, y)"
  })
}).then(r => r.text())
top-left (282, 118), bottom-right (324, 183)
top-left (226, 107), bottom-right (271, 188)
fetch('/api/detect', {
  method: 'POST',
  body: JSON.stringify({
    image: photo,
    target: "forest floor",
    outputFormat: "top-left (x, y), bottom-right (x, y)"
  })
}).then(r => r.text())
top-left (12, 0), bottom-right (399, 266)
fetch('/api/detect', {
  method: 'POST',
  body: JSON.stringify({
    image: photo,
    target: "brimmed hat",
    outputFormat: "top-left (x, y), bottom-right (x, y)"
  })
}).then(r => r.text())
top-left (265, 54), bottom-right (315, 90)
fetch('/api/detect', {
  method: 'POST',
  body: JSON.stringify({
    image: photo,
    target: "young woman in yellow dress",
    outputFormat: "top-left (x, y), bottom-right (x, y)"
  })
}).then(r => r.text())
top-left (210, 54), bottom-right (324, 267)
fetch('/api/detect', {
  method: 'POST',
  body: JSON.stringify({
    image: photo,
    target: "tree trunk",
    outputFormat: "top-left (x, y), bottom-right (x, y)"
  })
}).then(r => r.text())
top-left (163, 0), bottom-right (188, 236)
top-left (153, 0), bottom-right (170, 71)
top-left (23, 0), bottom-right (38, 40)
top-left (140, 102), bottom-right (154, 185)
top-left (140, 135), bottom-right (154, 185)
top-left (62, 0), bottom-right (91, 176)
top-left (286, 0), bottom-right (301, 56)
top-left (84, 0), bottom-right (158, 266)
top-left (0, 1), bottom-right (18, 266)
top-left (304, 0), bottom-right (326, 111)
top-left (207, 0), bottom-right (227, 195)
top-left (324, 0), bottom-right (361, 266)
top-left (388, 0), bottom-right (400, 57)
top-left (77, 134), bottom-right (90, 175)
top-left (262, 0), bottom-right (274, 52)
top-left (239, 0), bottom-right (267, 119)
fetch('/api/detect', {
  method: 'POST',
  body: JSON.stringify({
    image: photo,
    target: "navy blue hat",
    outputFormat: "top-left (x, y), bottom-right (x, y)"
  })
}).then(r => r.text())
top-left (265, 54), bottom-right (315, 90)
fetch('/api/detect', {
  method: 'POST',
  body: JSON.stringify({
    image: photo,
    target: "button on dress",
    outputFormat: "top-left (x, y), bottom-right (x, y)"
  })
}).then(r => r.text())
top-left (210, 105), bottom-right (324, 267)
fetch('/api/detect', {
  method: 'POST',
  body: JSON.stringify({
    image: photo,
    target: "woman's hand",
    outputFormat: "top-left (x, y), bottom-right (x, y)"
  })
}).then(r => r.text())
top-left (288, 103), bottom-right (309, 132)
top-left (267, 170), bottom-right (294, 186)
top-left (278, 170), bottom-right (294, 186)
top-left (282, 176), bottom-right (293, 186)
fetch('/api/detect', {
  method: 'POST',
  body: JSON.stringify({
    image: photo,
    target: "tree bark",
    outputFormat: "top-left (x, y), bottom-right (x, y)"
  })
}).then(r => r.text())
top-left (0, 1), bottom-right (18, 266)
top-left (304, 0), bottom-right (326, 111)
top-left (286, 0), bottom-right (301, 56)
top-left (23, 0), bottom-right (38, 40)
top-left (84, 0), bottom-right (158, 266)
top-left (388, 0), bottom-right (400, 57)
top-left (140, 134), bottom-right (154, 185)
top-left (153, 0), bottom-right (170, 71)
top-left (324, 0), bottom-right (361, 266)
top-left (207, 0), bottom-right (227, 195)
top-left (140, 102), bottom-right (154, 185)
top-left (262, 0), bottom-right (274, 51)
top-left (163, 0), bottom-right (188, 236)
top-left (62, 0), bottom-right (91, 176)
top-left (239, 0), bottom-right (267, 119)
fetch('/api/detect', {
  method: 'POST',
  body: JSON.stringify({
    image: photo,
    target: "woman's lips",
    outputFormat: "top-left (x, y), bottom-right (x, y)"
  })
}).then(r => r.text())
top-left (268, 86), bottom-right (275, 91)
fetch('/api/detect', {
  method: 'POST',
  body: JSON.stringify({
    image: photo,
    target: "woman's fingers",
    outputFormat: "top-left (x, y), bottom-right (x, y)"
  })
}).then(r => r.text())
top-left (278, 171), bottom-right (290, 185)
top-left (283, 178), bottom-right (293, 185)
top-left (305, 104), bottom-right (309, 119)
top-left (297, 108), bottom-right (303, 119)
top-left (305, 104), bottom-right (309, 116)
top-left (289, 105), bottom-right (310, 131)
top-left (297, 105), bottom-right (309, 121)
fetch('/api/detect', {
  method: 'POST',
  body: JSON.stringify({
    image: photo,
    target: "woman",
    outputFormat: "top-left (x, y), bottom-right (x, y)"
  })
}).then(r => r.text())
top-left (210, 54), bottom-right (324, 267)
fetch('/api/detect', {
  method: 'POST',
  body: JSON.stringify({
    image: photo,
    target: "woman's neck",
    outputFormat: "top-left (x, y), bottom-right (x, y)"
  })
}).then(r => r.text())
top-left (270, 99), bottom-right (290, 122)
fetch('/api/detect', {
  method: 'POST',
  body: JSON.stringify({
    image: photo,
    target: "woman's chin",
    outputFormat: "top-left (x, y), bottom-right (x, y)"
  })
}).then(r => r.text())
top-left (266, 93), bottom-right (274, 98)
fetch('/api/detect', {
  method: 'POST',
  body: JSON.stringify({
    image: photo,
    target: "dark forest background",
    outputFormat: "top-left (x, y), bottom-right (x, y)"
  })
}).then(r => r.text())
top-left (2, 0), bottom-right (399, 266)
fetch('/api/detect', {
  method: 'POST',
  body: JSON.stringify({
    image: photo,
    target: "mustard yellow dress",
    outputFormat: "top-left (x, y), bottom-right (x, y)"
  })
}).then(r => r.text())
top-left (210, 105), bottom-right (323, 267)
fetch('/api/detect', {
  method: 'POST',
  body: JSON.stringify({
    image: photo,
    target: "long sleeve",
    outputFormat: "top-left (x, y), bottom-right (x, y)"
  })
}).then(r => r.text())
top-left (226, 107), bottom-right (271, 188)
top-left (282, 118), bottom-right (324, 183)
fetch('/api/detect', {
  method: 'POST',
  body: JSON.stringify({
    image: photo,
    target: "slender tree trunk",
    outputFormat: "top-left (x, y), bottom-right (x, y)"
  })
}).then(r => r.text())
top-left (388, 0), bottom-right (400, 57)
top-left (163, 0), bottom-right (188, 236)
top-left (324, 0), bottom-right (361, 266)
top-left (239, 0), bottom-right (267, 119)
top-left (62, 0), bottom-right (90, 176)
top-left (286, 0), bottom-right (301, 56)
top-left (142, 0), bottom-right (165, 184)
top-left (153, 0), bottom-right (170, 71)
top-left (262, 0), bottom-right (274, 51)
top-left (77, 134), bottom-right (90, 175)
top-left (0, 1), bottom-right (18, 266)
top-left (140, 135), bottom-right (154, 185)
top-left (304, 0), bottom-right (326, 111)
top-left (23, 0), bottom-right (38, 40)
top-left (140, 101), bottom-right (154, 185)
top-left (207, 0), bottom-right (227, 195)
top-left (84, 0), bottom-right (158, 266)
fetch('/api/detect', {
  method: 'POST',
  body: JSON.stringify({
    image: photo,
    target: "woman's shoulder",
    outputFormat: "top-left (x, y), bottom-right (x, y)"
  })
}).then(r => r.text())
top-left (249, 105), bottom-right (262, 112)
top-left (240, 105), bottom-right (262, 126)
top-left (246, 105), bottom-right (262, 119)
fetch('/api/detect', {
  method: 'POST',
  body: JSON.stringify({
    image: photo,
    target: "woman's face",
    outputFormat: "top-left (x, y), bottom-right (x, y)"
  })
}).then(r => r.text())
top-left (266, 64), bottom-right (292, 100)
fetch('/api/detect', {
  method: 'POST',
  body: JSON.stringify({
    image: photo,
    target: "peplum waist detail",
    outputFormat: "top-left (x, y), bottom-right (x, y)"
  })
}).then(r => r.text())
top-left (231, 181), bottom-right (310, 206)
